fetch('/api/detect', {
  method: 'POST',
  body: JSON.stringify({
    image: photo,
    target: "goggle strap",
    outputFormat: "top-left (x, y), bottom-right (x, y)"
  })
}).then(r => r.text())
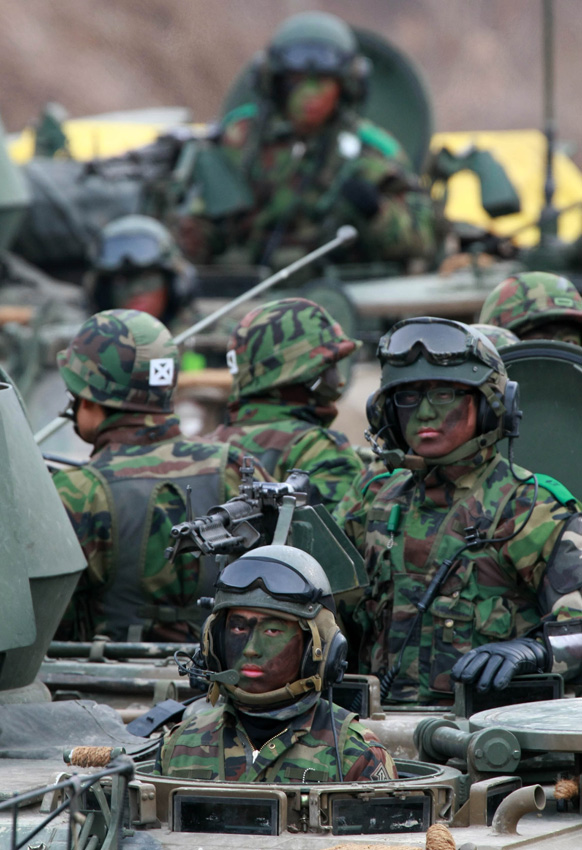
top-left (306, 618), bottom-right (323, 663)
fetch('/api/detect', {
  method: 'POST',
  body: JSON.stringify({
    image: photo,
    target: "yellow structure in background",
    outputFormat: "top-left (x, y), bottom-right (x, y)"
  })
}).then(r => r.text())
top-left (431, 129), bottom-right (582, 247)
top-left (9, 119), bottom-right (582, 250)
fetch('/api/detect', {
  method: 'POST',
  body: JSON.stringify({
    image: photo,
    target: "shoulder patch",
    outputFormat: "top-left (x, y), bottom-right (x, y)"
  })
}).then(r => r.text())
top-left (529, 473), bottom-right (578, 507)
top-left (370, 762), bottom-right (391, 781)
top-left (362, 471), bottom-right (393, 496)
top-left (357, 120), bottom-right (403, 158)
top-left (222, 102), bottom-right (258, 128)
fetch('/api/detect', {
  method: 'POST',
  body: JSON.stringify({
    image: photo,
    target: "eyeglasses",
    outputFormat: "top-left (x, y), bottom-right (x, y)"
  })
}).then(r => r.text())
top-left (393, 387), bottom-right (473, 408)
top-left (216, 557), bottom-right (322, 604)
top-left (381, 321), bottom-right (477, 366)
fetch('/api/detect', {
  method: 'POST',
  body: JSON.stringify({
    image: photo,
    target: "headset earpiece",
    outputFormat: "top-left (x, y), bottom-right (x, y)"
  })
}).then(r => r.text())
top-left (503, 379), bottom-right (521, 438)
top-left (478, 379), bottom-right (521, 438)
top-left (302, 625), bottom-right (348, 689)
top-left (341, 55), bottom-right (371, 103)
top-left (323, 630), bottom-right (348, 687)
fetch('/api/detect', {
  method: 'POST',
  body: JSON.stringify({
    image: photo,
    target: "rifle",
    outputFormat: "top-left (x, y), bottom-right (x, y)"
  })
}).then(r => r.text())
top-left (164, 456), bottom-right (367, 599)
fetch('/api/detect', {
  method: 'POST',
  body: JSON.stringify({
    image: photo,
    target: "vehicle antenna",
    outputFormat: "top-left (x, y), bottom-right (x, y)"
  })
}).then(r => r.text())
top-left (34, 225), bottom-right (358, 446)
top-left (539, 0), bottom-right (557, 242)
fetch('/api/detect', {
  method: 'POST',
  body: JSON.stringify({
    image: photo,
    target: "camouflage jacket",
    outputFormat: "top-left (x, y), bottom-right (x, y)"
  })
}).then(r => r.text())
top-left (180, 106), bottom-right (436, 268)
top-left (209, 397), bottom-right (364, 512)
top-left (53, 411), bottom-right (271, 642)
top-left (158, 698), bottom-right (396, 782)
top-left (335, 446), bottom-right (582, 703)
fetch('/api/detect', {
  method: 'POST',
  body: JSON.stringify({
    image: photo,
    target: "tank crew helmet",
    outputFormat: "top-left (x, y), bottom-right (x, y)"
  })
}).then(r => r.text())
top-left (479, 271), bottom-right (582, 345)
top-left (226, 297), bottom-right (361, 404)
top-left (471, 323), bottom-right (520, 351)
top-left (366, 317), bottom-right (521, 463)
top-left (85, 215), bottom-right (198, 322)
top-left (202, 545), bottom-right (348, 710)
top-left (58, 308), bottom-right (179, 414)
top-left (255, 12), bottom-right (370, 104)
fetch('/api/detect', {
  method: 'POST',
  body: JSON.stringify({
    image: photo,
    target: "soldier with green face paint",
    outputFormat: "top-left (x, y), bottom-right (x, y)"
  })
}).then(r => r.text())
top-left (207, 297), bottom-right (365, 512)
top-left (177, 12), bottom-right (436, 269)
top-left (479, 271), bottom-right (582, 345)
top-left (158, 545), bottom-right (396, 782)
top-left (52, 308), bottom-right (272, 642)
top-left (85, 215), bottom-right (199, 330)
top-left (334, 317), bottom-right (582, 704)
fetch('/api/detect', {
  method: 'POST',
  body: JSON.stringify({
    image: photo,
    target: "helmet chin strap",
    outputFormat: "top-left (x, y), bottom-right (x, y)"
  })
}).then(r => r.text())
top-left (377, 428), bottom-right (500, 473)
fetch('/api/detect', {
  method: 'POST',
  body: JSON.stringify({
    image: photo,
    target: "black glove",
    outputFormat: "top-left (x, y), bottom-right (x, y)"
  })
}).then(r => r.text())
top-left (340, 177), bottom-right (381, 219)
top-left (451, 637), bottom-right (548, 693)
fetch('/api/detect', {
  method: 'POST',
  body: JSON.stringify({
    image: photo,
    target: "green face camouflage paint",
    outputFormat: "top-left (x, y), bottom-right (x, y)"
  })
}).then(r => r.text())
top-left (396, 382), bottom-right (477, 458)
top-left (225, 609), bottom-right (304, 693)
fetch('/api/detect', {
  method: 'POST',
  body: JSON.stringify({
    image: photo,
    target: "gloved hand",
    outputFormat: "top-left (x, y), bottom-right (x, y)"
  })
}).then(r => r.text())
top-left (451, 637), bottom-right (548, 693)
top-left (340, 177), bottom-right (381, 219)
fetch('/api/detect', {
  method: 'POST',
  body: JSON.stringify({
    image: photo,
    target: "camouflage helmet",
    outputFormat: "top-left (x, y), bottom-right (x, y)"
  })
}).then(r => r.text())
top-left (367, 317), bottom-right (511, 452)
top-left (202, 545), bottom-right (346, 708)
top-left (261, 12), bottom-right (368, 102)
top-left (227, 297), bottom-right (361, 401)
top-left (471, 323), bottom-right (520, 351)
top-left (479, 272), bottom-right (582, 337)
top-left (57, 309), bottom-right (179, 413)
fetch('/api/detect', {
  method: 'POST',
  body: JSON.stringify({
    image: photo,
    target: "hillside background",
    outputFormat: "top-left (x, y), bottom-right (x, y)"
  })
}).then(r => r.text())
top-left (2, 0), bottom-right (581, 162)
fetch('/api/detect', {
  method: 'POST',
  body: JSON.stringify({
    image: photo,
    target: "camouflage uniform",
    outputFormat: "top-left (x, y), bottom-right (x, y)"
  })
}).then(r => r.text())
top-left (53, 309), bottom-right (271, 642)
top-left (335, 317), bottom-right (582, 703)
top-left (160, 698), bottom-right (393, 782)
top-left (479, 271), bottom-right (582, 342)
top-left (157, 544), bottom-right (396, 782)
top-left (178, 13), bottom-right (435, 269)
top-left (207, 298), bottom-right (365, 512)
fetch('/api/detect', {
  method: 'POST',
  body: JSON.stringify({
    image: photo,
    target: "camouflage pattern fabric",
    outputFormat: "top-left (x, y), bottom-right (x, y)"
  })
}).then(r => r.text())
top-left (158, 698), bottom-right (396, 782)
top-left (226, 297), bottom-right (361, 399)
top-left (210, 398), bottom-right (364, 512)
top-left (53, 410), bottom-right (271, 641)
top-left (58, 309), bottom-right (179, 413)
top-left (470, 323), bottom-right (520, 350)
top-left (178, 106), bottom-right (436, 268)
top-left (335, 444), bottom-right (582, 704)
top-left (478, 272), bottom-right (582, 337)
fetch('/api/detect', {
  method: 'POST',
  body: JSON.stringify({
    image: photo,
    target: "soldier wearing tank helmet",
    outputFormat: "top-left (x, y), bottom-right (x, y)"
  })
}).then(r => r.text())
top-left (157, 545), bottom-right (396, 782)
top-left (206, 297), bottom-right (365, 512)
top-left (85, 215), bottom-right (199, 329)
top-left (52, 308), bottom-right (272, 643)
top-left (479, 271), bottom-right (582, 345)
top-left (178, 11), bottom-right (435, 269)
top-left (335, 317), bottom-right (582, 704)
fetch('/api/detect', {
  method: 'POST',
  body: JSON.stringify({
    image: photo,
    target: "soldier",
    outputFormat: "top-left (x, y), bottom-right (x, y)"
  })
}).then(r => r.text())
top-left (335, 317), bottom-right (582, 703)
top-left (157, 544), bottom-right (396, 782)
top-left (85, 215), bottom-right (199, 329)
top-left (206, 297), bottom-right (365, 512)
top-left (478, 271), bottom-right (582, 345)
top-left (52, 308), bottom-right (271, 642)
top-left (178, 11), bottom-right (435, 269)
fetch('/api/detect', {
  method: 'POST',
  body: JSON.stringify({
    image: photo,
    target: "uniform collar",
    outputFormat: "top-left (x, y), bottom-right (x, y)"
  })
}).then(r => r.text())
top-left (91, 411), bottom-right (182, 454)
top-left (227, 396), bottom-right (336, 427)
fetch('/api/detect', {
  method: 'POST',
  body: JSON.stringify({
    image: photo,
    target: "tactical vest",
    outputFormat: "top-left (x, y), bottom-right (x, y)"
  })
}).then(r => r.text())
top-left (91, 447), bottom-right (227, 641)
top-left (160, 699), bottom-right (357, 782)
top-left (361, 453), bottom-right (553, 700)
